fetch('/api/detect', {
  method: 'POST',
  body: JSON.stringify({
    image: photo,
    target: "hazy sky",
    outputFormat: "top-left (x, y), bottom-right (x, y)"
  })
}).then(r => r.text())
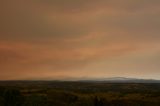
top-left (0, 0), bottom-right (160, 80)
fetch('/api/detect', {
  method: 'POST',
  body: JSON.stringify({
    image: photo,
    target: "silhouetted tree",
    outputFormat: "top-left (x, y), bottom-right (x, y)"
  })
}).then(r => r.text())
top-left (0, 97), bottom-right (5, 106)
top-left (3, 89), bottom-right (24, 106)
top-left (94, 96), bottom-right (104, 106)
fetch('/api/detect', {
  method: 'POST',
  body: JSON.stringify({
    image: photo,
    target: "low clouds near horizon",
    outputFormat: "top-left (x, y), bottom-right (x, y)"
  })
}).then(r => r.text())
top-left (0, 0), bottom-right (160, 80)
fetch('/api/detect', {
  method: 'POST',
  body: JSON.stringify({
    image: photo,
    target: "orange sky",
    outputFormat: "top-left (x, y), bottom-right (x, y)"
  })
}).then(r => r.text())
top-left (0, 0), bottom-right (160, 80)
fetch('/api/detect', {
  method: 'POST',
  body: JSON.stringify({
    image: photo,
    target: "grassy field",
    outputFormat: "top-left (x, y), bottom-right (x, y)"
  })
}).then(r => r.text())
top-left (0, 81), bottom-right (160, 106)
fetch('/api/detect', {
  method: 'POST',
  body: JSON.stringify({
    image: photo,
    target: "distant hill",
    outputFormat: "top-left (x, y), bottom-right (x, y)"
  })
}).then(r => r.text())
top-left (0, 77), bottom-right (160, 83)
top-left (75, 77), bottom-right (160, 83)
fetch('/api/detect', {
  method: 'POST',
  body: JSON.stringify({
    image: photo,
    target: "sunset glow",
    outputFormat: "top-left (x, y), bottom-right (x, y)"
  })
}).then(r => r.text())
top-left (0, 0), bottom-right (160, 80)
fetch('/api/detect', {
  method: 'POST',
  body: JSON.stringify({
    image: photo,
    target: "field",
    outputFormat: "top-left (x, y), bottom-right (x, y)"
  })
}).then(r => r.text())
top-left (0, 81), bottom-right (160, 106)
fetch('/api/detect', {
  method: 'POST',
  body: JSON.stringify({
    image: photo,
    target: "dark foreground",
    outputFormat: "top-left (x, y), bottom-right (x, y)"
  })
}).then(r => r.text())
top-left (0, 81), bottom-right (160, 106)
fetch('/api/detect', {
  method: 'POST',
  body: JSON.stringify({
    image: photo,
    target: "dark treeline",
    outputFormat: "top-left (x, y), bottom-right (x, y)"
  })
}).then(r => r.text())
top-left (0, 82), bottom-right (160, 106)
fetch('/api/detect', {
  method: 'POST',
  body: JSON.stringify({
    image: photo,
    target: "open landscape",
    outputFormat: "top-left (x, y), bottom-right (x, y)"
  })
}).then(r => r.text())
top-left (0, 80), bottom-right (160, 106)
top-left (1, 0), bottom-right (160, 106)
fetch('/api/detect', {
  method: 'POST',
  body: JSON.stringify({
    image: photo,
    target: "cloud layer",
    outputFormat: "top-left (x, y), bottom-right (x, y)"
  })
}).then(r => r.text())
top-left (0, 0), bottom-right (160, 80)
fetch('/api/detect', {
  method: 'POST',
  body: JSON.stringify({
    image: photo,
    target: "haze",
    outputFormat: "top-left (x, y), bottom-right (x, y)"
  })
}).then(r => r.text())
top-left (0, 0), bottom-right (160, 80)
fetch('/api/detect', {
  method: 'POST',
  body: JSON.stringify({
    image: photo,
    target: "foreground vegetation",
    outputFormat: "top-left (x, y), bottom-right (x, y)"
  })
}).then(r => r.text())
top-left (0, 81), bottom-right (160, 106)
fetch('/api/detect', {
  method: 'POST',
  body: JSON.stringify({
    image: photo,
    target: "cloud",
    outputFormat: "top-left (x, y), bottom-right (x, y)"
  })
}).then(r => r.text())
top-left (1, 0), bottom-right (160, 41)
top-left (0, 0), bottom-right (160, 79)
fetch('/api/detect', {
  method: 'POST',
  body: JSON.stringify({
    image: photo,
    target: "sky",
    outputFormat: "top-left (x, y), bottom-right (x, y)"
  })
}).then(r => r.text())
top-left (0, 0), bottom-right (160, 80)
